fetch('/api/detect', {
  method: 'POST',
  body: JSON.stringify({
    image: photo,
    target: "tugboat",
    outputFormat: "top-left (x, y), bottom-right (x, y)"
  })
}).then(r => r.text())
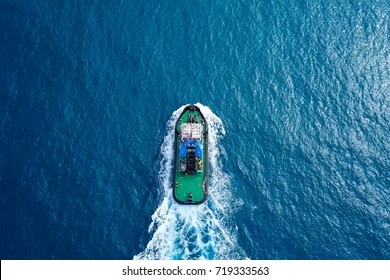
top-left (173, 105), bottom-right (208, 204)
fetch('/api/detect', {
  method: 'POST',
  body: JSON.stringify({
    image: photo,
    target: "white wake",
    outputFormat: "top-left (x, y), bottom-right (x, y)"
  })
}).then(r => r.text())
top-left (134, 103), bottom-right (246, 260)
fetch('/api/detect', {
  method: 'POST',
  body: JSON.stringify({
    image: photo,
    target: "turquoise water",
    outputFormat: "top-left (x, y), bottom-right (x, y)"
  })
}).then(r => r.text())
top-left (1, 0), bottom-right (389, 259)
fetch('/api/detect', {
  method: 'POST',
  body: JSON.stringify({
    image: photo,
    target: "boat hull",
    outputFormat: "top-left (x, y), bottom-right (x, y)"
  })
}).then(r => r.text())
top-left (173, 105), bottom-right (208, 204)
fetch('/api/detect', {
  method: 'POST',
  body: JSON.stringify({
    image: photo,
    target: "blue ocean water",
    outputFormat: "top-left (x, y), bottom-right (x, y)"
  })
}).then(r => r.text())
top-left (1, 0), bottom-right (389, 259)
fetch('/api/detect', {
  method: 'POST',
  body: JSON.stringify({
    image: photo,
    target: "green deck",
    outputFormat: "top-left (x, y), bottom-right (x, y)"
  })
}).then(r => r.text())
top-left (173, 108), bottom-right (207, 204)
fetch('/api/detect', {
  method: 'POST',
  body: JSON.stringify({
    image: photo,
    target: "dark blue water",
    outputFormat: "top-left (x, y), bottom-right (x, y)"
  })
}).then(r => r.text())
top-left (1, 0), bottom-right (389, 259)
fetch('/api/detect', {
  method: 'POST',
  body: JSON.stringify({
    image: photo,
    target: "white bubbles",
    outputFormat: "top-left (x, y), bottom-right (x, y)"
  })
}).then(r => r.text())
top-left (134, 104), bottom-right (246, 260)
